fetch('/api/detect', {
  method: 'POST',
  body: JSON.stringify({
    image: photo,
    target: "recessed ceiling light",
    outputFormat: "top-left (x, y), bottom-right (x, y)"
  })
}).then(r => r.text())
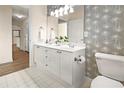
top-left (14, 14), bottom-right (25, 19)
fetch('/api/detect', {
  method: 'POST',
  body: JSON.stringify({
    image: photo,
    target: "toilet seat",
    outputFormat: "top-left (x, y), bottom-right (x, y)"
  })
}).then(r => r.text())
top-left (91, 76), bottom-right (123, 88)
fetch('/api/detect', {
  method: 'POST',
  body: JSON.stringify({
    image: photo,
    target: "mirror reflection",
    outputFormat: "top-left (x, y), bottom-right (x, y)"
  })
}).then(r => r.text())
top-left (47, 5), bottom-right (84, 46)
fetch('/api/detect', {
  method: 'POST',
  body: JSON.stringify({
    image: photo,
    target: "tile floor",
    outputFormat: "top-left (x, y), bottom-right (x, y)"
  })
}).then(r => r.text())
top-left (0, 67), bottom-right (91, 88)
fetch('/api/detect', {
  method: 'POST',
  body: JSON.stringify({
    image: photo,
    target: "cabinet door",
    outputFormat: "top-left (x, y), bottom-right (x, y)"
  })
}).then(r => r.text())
top-left (73, 59), bottom-right (85, 87)
top-left (60, 51), bottom-right (73, 85)
top-left (73, 50), bottom-right (85, 87)
top-left (47, 48), bottom-right (60, 77)
top-left (34, 45), bottom-right (46, 69)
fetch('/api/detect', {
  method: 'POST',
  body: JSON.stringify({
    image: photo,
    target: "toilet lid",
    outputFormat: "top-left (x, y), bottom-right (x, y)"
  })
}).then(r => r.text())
top-left (91, 76), bottom-right (123, 88)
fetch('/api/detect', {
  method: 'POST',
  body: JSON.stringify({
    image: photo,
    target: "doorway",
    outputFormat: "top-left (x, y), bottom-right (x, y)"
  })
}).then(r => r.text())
top-left (0, 5), bottom-right (29, 76)
top-left (12, 5), bottom-right (29, 68)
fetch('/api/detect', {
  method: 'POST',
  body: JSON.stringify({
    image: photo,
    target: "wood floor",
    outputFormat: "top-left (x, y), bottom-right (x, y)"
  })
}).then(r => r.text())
top-left (0, 45), bottom-right (29, 76)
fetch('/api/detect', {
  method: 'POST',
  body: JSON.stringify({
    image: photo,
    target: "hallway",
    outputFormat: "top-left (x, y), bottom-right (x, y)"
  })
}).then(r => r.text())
top-left (0, 45), bottom-right (29, 76)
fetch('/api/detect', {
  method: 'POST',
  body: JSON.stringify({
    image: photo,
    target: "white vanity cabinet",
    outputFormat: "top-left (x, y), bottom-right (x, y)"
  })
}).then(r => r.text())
top-left (47, 48), bottom-right (60, 77)
top-left (34, 45), bottom-right (61, 77)
top-left (34, 45), bottom-right (47, 69)
top-left (60, 51), bottom-right (73, 85)
top-left (33, 44), bottom-right (85, 87)
top-left (60, 50), bottom-right (85, 86)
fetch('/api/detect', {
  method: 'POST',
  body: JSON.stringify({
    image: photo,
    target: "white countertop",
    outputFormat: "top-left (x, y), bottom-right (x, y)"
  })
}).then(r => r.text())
top-left (34, 42), bottom-right (86, 52)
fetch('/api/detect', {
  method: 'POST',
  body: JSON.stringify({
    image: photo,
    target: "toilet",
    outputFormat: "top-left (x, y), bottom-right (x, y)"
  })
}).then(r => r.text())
top-left (91, 53), bottom-right (124, 88)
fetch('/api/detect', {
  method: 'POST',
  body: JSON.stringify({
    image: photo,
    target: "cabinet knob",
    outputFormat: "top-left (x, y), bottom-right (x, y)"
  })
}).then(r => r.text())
top-left (45, 64), bottom-right (48, 66)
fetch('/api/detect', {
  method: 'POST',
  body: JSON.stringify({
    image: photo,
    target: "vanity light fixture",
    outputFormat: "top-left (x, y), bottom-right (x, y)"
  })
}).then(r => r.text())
top-left (64, 5), bottom-right (69, 15)
top-left (49, 5), bottom-right (74, 17)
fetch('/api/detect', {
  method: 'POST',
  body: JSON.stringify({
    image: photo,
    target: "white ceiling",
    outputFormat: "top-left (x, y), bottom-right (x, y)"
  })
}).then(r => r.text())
top-left (12, 5), bottom-right (29, 21)
top-left (12, 5), bottom-right (83, 23)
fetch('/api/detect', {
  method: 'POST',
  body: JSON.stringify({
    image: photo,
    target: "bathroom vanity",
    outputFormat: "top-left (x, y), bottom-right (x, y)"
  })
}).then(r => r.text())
top-left (29, 5), bottom-right (85, 87)
top-left (33, 43), bottom-right (86, 87)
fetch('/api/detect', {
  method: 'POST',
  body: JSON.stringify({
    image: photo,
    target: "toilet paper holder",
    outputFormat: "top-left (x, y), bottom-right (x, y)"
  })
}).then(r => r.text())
top-left (74, 55), bottom-right (85, 64)
top-left (74, 56), bottom-right (82, 62)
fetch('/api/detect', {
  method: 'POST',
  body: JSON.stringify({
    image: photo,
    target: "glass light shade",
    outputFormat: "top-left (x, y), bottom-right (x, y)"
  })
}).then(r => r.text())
top-left (50, 11), bottom-right (54, 16)
top-left (69, 7), bottom-right (74, 13)
top-left (64, 9), bottom-right (68, 15)
top-left (59, 7), bottom-right (64, 16)
top-left (55, 14), bottom-right (59, 17)
top-left (55, 9), bottom-right (59, 17)
top-left (64, 5), bottom-right (69, 10)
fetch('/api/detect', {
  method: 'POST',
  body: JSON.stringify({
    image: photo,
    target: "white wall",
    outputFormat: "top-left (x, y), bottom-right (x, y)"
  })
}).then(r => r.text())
top-left (29, 6), bottom-right (47, 66)
top-left (0, 6), bottom-right (12, 64)
top-left (29, 6), bottom-right (47, 43)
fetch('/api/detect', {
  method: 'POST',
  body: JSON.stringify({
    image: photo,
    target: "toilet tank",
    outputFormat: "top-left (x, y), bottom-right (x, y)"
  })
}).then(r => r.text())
top-left (95, 53), bottom-right (124, 82)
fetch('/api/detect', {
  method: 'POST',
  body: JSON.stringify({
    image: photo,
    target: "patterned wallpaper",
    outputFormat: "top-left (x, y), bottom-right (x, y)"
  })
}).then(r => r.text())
top-left (84, 5), bottom-right (124, 78)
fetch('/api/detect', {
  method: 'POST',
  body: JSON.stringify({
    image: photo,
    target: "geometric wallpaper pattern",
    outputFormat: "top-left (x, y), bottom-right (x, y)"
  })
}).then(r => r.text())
top-left (84, 5), bottom-right (124, 78)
